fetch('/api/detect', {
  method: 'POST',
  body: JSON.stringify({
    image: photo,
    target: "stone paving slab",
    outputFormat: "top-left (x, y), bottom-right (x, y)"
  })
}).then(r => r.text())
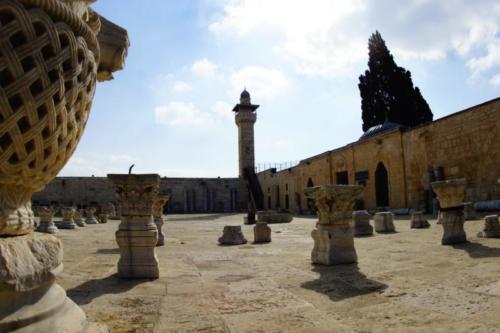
top-left (53, 213), bottom-right (500, 332)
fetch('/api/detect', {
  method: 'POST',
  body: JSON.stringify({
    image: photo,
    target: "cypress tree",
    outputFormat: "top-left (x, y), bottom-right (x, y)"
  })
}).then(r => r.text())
top-left (358, 31), bottom-right (433, 131)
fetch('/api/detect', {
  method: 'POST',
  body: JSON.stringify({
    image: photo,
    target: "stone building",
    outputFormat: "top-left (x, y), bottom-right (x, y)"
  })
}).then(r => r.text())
top-left (32, 176), bottom-right (243, 214)
top-left (33, 96), bottom-right (499, 214)
top-left (258, 97), bottom-right (500, 213)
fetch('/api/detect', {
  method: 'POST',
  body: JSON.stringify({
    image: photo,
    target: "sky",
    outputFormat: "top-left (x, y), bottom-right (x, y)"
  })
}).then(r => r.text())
top-left (59, 0), bottom-right (500, 178)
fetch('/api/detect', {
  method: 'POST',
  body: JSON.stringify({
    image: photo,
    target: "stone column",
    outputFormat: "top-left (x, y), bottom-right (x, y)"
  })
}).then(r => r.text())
top-left (477, 215), bottom-right (500, 238)
top-left (108, 174), bottom-right (160, 279)
top-left (59, 207), bottom-right (77, 229)
top-left (352, 210), bottom-right (373, 236)
top-left (431, 179), bottom-right (467, 245)
top-left (36, 207), bottom-right (58, 234)
top-left (85, 207), bottom-right (100, 224)
top-left (153, 194), bottom-right (171, 246)
top-left (305, 185), bottom-right (363, 265)
top-left (106, 202), bottom-right (118, 219)
top-left (410, 211), bottom-right (430, 229)
top-left (74, 209), bottom-right (86, 227)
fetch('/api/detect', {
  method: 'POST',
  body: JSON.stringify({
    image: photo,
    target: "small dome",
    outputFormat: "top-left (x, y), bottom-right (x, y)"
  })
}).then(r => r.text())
top-left (359, 121), bottom-right (402, 140)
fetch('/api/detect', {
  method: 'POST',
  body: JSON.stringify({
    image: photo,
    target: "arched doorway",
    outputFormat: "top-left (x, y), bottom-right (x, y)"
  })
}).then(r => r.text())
top-left (306, 178), bottom-right (316, 214)
top-left (375, 162), bottom-right (389, 207)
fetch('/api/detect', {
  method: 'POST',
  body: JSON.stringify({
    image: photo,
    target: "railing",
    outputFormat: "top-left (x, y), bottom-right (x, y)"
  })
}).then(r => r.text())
top-left (255, 161), bottom-right (300, 173)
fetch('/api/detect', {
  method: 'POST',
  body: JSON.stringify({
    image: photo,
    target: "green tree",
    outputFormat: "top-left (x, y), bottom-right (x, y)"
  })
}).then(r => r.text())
top-left (358, 31), bottom-right (433, 131)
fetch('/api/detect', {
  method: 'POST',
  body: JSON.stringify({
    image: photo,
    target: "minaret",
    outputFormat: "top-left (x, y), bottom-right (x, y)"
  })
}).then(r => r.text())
top-left (233, 89), bottom-right (259, 178)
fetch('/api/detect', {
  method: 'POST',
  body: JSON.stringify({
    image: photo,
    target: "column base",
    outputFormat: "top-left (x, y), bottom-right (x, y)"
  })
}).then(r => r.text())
top-left (58, 221), bottom-right (77, 229)
top-left (311, 224), bottom-right (357, 265)
top-left (116, 229), bottom-right (159, 279)
top-left (0, 233), bottom-right (105, 332)
top-left (253, 222), bottom-right (271, 243)
top-left (36, 223), bottom-right (59, 234)
top-left (439, 209), bottom-right (466, 245)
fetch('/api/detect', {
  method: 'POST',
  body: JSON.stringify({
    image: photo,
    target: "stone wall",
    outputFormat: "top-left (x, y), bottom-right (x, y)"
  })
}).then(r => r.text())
top-left (32, 177), bottom-right (245, 214)
top-left (258, 97), bottom-right (500, 213)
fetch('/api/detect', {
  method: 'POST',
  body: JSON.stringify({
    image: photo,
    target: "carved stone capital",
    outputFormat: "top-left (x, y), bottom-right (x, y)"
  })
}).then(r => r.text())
top-left (431, 179), bottom-right (466, 209)
top-left (108, 174), bottom-right (160, 216)
top-left (0, 185), bottom-right (36, 236)
top-left (304, 185), bottom-right (363, 225)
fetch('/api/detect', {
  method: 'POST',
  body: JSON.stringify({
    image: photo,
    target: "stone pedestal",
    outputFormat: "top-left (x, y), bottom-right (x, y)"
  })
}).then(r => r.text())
top-left (305, 185), bottom-right (363, 265)
top-left (98, 213), bottom-right (108, 224)
top-left (59, 207), bottom-right (77, 229)
top-left (431, 179), bottom-right (467, 245)
top-left (218, 226), bottom-right (247, 245)
top-left (108, 174), bottom-right (160, 279)
top-left (253, 222), bottom-right (271, 243)
top-left (0, 233), bottom-right (93, 332)
top-left (352, 210), bottom-right (373, 236)
top-left (477, 215), bottom-right (500, 238)
top-left (85, 207), bottom-right (100, 224)
top-left (374, 212), bottom-right (396, 233)
top-left (153, 194), bottom-right (170, 246)
top-left (410, 211), bottom-right (430, 229)
top-left (75, 209), bottom-right (86, 227)
top-left (36, 207), bottom-right (58, 234)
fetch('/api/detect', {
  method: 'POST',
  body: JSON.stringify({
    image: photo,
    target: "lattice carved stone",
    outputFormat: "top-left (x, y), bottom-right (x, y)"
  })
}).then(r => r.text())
top-left (0, 0), bottom-right (99, 235)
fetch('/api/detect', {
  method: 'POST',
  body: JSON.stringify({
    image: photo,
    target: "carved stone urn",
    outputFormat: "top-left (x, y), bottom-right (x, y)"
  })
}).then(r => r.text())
top-left (431, 179), bottom-right (467, 245)
top-left (107, 174), bottom-right (160, 279)
top-left (0, 0), bottom-right (129, 331)
top-left (305, 185), bottom-right (363, 265)
top-left (153, 193), bottom-right (170, 246)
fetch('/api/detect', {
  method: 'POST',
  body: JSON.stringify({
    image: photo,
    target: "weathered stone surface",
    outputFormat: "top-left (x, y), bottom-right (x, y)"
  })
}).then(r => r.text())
top-left (431, 179), bottom-right (466, 209)
top-left (257, 210), bottom-right (293, 223)
top-left (106, 202), bottom-right (119, 219)
top-left (218, 225), bottom-right (247, 245)
top-left (98, 213), bottom-right (109, 224)
top-left (85, 207), bottom-right (100, 225)
top-left (432, 179), bottom-right (467, 245)
top-left (352, 210), bottom-right (373, 236)
top-left (75, 209), bottom-right (86, 227)
top-left (253, 222), bottom-right (271, 243)
top-left (59, 207), bottom-right (77, 229)
top-left (36, 207), bottom-right (58, 234)
top-left (439, 209), bottom-right (467, 244)
top-left (374, 212), bottom-right (396, 233)
top-left (464, 202), bottom-right (477, 220)
top-left (0, 233), bottom-right (90, 333)
top-left (410, 211), bottom-right (430, 229)
top-left (153, 194), bottom-right (170, 246)
top-left (305, 185), bottom-right (363, 265)
top-left (0, 186), bottom-right (36, 236)
top-left (477, 215), bottom-right (500, 238)
top-left (108, 174), bottom-right (160, 279)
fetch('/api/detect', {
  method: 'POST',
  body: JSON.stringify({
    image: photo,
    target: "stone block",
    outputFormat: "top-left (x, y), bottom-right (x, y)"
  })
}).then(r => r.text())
top-left (218, 225), bottom-right (247, 245)
top-left (410, 211), bottom-right (430, 229)
top-left (477, 215), bottom-right (500, 238)
top-left (311, 224), bottom-right (357, 265)
top-left (439, 209), bottom-right (466, 244)
top-left (254, 222), bottom-right (271, 243)
top-left (352, 210), bottom-right (373, 236)
top-left (374, 212), bottom-right (396, 233)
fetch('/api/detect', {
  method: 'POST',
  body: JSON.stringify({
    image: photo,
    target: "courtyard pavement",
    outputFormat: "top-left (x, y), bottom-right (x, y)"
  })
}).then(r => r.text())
top-left (54, 213), bottom-right (500, 333)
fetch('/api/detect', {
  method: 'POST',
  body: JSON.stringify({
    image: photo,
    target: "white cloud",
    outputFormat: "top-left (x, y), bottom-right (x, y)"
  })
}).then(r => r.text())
top-left (172, 81), bottom-right (192, 93)
top-left (154, 102), bottom-right (215, 127)
top-left (229, 66), bottom-right (290, 100)
top-left (210, 0), bottom-right (500, 81)
top-left (211, 101), bottom-right (233, 121)
top-left (191, 58), bottom-right (217, 77)
top-left (489, 73), bottom-right (500, 86)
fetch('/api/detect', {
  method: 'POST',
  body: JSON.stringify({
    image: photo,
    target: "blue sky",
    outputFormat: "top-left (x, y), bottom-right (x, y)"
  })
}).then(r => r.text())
top-left (60, 0), bottom-right (500, 178)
